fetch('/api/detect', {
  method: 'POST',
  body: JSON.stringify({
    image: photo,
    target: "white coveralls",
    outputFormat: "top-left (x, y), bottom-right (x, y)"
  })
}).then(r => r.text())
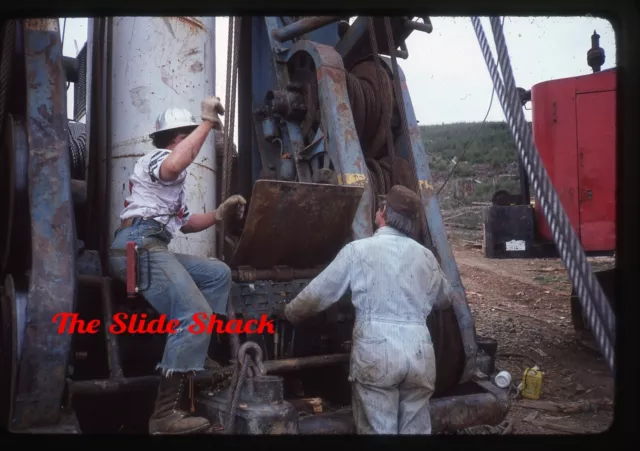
top-left (284, 226), bottom-right (453, 434)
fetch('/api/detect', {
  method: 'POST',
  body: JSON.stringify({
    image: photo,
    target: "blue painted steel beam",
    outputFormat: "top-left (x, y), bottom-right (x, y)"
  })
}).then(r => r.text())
top-left (380, 56), bottom-right (478, 383)
top-left (248, 18), bottom-right (341, 186)
top-left (249, 18), bottom-right (278, 183)
top-left (11, 18), bottom-right (77, 430)
top-left (288, 41), bottom-right (374, 239)
top-left (272, 17), bottom-right (342, 43)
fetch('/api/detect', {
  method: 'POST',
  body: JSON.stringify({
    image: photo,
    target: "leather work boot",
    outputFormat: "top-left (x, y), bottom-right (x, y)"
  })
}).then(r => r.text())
top-left (148, 373), bottom-right (211, 435)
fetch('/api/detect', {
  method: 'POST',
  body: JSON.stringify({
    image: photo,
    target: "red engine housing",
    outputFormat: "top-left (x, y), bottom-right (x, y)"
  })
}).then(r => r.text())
top-left (530, 69), bottom-right (616, 253)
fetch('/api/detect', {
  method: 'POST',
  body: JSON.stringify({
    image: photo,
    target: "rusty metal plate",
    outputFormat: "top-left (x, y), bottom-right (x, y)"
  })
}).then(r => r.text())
top-left (230, 181), bottom-right (365, 269)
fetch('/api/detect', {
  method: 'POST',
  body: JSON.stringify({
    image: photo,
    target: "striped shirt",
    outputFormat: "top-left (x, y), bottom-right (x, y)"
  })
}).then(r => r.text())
top-left (120, 149), bottom-right (191, 235)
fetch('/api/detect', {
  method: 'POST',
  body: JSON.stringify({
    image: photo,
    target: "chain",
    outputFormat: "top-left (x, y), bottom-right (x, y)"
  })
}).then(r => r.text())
top-left (381, 17), bottom-right (431, 246)
top-left (218, 17), bottom-right (242, 259)
top-left (471, 17), bottom-right (615, 373)
top-left (223, 341), bottom-right (264, 434)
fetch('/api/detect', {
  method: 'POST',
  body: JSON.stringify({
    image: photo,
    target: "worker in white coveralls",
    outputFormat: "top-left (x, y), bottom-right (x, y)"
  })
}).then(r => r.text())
top-left (108, 97), bottom-right (246, 435)
top-left (284, 185), bottom-right (453, 434)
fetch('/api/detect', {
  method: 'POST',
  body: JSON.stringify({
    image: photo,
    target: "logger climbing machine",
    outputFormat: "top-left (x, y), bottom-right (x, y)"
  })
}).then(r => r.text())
top-left (0, 15), bottom-right (606, 434)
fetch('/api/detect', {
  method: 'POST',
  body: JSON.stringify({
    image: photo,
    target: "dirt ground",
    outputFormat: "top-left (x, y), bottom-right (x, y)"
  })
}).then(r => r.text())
top-left (447, 227), bottom-right (615, 435)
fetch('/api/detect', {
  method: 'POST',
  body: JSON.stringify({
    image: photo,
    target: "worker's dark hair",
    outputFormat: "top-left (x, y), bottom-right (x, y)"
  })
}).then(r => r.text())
top-left (384, 204), bottom-right (417, 238)
top-left (151, 126), bottom-right (196, 149)
top-left (151, 130), bottom-right (178, 149)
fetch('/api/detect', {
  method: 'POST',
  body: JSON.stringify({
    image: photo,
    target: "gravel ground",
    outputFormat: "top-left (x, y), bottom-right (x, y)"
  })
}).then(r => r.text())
top-left (448, 228), bottom-right (614, 435)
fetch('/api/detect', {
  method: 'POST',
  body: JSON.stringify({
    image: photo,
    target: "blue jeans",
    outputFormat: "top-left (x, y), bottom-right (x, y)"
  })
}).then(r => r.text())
top-left (108, 218), bottom-right (231, 376)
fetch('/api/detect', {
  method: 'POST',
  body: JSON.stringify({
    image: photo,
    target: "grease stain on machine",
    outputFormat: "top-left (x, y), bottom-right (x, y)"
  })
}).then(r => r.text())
top-left (130, 86), bottom-right (151, 114)
top-left (160, 42), bottom-right (205, 94)
top-left (189, 61), bottom-right (204, 73)
top-left (176, 17), bottom-right (208, 35)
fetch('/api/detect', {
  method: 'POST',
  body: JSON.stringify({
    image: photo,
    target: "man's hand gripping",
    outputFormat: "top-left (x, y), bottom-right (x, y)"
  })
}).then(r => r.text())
top-left (201, 96), bottom-right (225, 130)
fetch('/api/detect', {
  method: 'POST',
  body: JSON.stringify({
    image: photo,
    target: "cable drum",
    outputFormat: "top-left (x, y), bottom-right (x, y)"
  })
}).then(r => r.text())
top-left (345, 59), bottom-right (394, 160)
top-left (471, 17), bottom-right (615, 373)
top-left (345, 57), bottom-right (398, 222)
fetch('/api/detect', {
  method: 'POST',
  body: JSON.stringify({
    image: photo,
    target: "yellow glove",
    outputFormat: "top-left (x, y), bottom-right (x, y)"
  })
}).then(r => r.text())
top-left (201, 96), bottom-right (225, 130)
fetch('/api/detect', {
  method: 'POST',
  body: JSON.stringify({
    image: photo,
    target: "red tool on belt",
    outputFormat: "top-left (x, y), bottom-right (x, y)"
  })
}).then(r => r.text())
top-left (126, 241), bottom-right (139, 298)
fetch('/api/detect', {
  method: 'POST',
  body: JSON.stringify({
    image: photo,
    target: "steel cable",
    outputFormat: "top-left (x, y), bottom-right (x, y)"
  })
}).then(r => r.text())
top-left (223, 353), bottom-right (250, 434)
top-left (217, 17), bottom-right (234, 259)
top-left (436, 17), bottom-right (503, 196)
top-left (471, 16), bottom-right (615, 373)
top-left (367, 17), bottom-right (397, 181)
top-left (218, 17), bottom-right (242, 260)
top-left (345, 65), bottom-right (395, 215)
top-left (67, 121), bottom-right (87, 180)
top-left (345, 63), bottom-right (393, 160)
top-left (382, 17), bottom-right (432, 246)
top-left (223, 341), bottom-right (265, 434)
top-left (224, 17), bottom-right (241, 202)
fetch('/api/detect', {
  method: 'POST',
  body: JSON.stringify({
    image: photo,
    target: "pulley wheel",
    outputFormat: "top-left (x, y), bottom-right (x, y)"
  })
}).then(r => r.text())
top-left (0, 115), bottom-right (30, 280)
top-left (0, 274), bottom-right (27, 429)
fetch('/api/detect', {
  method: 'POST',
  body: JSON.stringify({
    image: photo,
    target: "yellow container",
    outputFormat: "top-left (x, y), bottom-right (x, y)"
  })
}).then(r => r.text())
top-left (521, 366), bottom-right (543, 400)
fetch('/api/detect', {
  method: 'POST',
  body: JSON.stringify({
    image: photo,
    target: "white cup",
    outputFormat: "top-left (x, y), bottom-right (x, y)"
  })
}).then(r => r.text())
top-left (494, 371), bottom-right (512, 389)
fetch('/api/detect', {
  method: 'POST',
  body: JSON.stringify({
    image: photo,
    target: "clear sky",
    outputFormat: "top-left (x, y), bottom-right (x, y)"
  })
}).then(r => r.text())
top-left (60, 15), bottom-right (616, 137)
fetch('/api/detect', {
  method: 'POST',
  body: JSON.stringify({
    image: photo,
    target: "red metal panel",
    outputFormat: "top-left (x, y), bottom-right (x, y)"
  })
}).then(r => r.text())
top-left (530, 78), bottom-right (580, 242)
top-left (576, 90), bottom-right (616, 251)
top-left (530, 69), bottom-right (616, 251)
top-left (575, 68), bottom-right (616, 94)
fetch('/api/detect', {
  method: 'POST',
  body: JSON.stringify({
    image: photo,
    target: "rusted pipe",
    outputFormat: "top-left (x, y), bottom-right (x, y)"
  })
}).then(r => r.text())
top-left (100, 277), bottom-right (124, 379)
top-left (404, 18), bottom-right (433, 34)
top-left (195, 353), bottom-right (351, 384)
top-left (430, 393), bottom-right (507, 433)
top-left (67, 353), bottom-right (351, 395)
top-left (67, 376), bottom-right (158, 395)
top-left (77, 275), bottom-right (124, 380)
top-left (296, 392), bottom-right (507, 434)
top-left (392, 48), bottom-right (409, 59)
top-left (299, 409), bottom-right (354, 434)
top-left (265, 353), bottom-right (349, 372)
top-left (63, 55), bottom-right (79, 82)
top-left (272, 17), bottom-right (342, 42)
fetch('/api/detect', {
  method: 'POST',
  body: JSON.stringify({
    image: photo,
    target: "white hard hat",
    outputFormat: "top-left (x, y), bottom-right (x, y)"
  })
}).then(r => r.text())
top-left (149, 107), bottom-right (198, 138)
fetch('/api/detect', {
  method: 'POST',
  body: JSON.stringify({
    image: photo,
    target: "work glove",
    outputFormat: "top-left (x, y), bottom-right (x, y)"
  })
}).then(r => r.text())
top-left (201, 96), bottom-right (225, 130)
top-left (216, 194), bottom-right (247, 222)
